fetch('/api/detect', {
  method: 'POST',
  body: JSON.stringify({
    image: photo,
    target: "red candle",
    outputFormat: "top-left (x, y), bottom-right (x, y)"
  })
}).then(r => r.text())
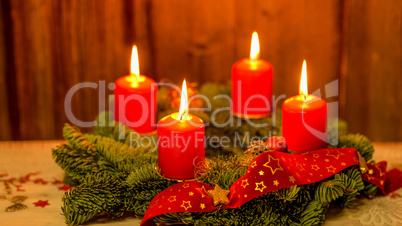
top-left (232, 32), bottom-right (273, 118)
top-left (157, 80), bottom-right (205, 179)
top-left (114, 45), bottom-right (158, 134)
top-left (282, 60), bottom-right (327, 154)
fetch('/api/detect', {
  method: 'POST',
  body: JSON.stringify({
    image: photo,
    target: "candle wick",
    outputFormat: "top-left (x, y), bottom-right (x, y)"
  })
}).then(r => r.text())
top-left (179, 109), bottom-right (188, 120)
top-left (300, 93), bottom-right (308, 101)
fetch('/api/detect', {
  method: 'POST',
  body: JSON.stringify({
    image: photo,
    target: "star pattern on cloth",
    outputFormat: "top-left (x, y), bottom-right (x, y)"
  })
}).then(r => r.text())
top-left (141, 148), bottom-right (370, 226)
top-left (311, 165), bottom-right (320, 171)
top-left (241, 179), bottom-right (249, 188)
top-left (181, 201), bottom-right (192, 210)
top-left (33, 200), bottom-right (50, 208)
top-left (296, 162), bottom-right (305, 171)
top-left (206, 184), bottom-right (230, 206)
top-left (168, 196), bottom-right (176, 203)
top-left (326, 149), bottom-right (345, 160)
top-left (263, 155), bottom-right (283, 175)
top-left (58, 185), bottom-right (71, 191)
top-left (327, 165), bottom-right (337, 173)
top-left (255, 181), bottom-right (267, 192)
top-left (289, 176), bottom-right (296, 183)
top-left (250, 161), bottom-right (257, 168)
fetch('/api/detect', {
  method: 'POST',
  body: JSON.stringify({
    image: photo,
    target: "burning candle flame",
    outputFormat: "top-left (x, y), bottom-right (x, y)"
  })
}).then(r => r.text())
top-left (130, 45), bottom-right (140, 87)
top-left (250, 32), bottom-right (260, 61)
top-left (178, 79), bottom-right (189, 120)
top-left (299, 60), bottom-right (308, 101)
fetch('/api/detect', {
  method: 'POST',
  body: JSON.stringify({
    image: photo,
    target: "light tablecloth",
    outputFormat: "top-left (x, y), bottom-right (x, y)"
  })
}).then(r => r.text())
top-left (0, 141), bottom-right (401, 226)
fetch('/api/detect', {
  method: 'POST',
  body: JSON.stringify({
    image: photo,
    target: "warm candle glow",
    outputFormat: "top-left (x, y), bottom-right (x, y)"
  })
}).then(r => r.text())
top-left (130, 45), bottom-right (140, 87)
top-left (250, 32), bottom-right (260, 61)
top-left (299, 60), bottom-right (308, 101)
top-left (178, 79), bottom-right (189, 120)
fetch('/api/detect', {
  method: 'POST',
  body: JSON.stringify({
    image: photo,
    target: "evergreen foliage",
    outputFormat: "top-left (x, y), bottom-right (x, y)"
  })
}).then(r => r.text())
top-left (52, 82), bottom-right (379, 225)
top-left (53, 123), bottom-right (377, 225)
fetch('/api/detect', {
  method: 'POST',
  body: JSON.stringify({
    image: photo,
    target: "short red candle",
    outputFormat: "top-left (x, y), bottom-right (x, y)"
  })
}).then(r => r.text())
top-left (157, 80), bottom-right (205, 179)
top-left (282, 60), bottom-right (327, 154)
top-left (114, 46), bottom-right (158, 134)
top-left (232, 32), bottom-right (273, 118)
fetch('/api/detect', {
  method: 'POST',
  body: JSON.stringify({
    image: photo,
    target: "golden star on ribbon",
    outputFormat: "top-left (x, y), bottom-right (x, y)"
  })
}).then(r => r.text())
top-left (206, 184), bottom-right (230, 206)
top-left (263, 155), bottom-right (283, 175)
top-left (311, 165), bottom-right (320, 171)
top-left (289, 176), bottom-right (296, 183)
top-left (326, 149), bottom-right (344, 160)
top-left (327, 165), bottom-right (337, 173)
top-left (255, 181), bottom-right (267, 192)
top-left (181, 200), bottom-right (192, 210)
top-left (241, 179), bottom-right (249, 188)
top-left (167, 196), bottom-right (176, 203)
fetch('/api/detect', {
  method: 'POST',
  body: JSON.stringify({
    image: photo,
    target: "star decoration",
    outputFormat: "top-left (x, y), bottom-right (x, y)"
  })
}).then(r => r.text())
top-left (259, 170), bottom-right (264, 176)
top-left (168, 196), bottom-right (176, 203)
top-left (189, 192), bottom-right (194, 196)
top-left (251, 161), bottom-right (257, 168)
top-left (341, 162), bottom-right (346, 166)
top-left (311, 165), bottom-right (320, 171)
top-left (255, 181), bottom-right (267, 192)
top-left (58, 185), bottom-right (72, 191)
top-left (263, 155), bottom-right (283, 175)
top-left (380, 180), bottom-right (384, 185)
top-left (313, 153), bottom-right (320, 158)
top-left (273, 180), bottom-right (279, 186)
top-left (326, 149), bottom-right (344, 160)
top-left (241, 179), bottom-right (249, 188)
top-left (289, 176), bottom-right (295, 183)
top-left (33, 200), bottom-right (49, 208)
top-left (325, 159), bottom-right (329, 162)
top-left (196, 186), bottom-right (206, 198)
top-left (181, 201), bottom-right (192, 210)
top-left (206, 184), bottom-right (230, 206)
top-left (200, 203), bottom-right (205, 210)
top-left (182, 183), bottom-right (190, 188)
top-left (327, 165), bottom-right (337, 173)
top-left (296, 163), bottom-right (305, 171)
top-left (375, 165), bottom-right (386, 177)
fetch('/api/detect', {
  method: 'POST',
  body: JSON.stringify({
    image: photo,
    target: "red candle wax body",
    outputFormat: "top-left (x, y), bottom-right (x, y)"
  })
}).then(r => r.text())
top-left (231, 58), bottom-right (273, 118)
top-left (282, 94), bottom-right (327, 154)
top-left (157, 113), bottom-right (205, 179)
top-left (114, 75), bottom-right (158, 134)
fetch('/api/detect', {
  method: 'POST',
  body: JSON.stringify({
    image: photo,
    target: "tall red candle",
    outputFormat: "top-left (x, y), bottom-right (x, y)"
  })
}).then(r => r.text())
top-left (282, 60), bottom-right (327, 154)
top-left (157, 80), bottom-right (205, 179)
top-left (114, 45), bottom-right (158, 134)
top-left (232, 32), bottom-right (273, 118)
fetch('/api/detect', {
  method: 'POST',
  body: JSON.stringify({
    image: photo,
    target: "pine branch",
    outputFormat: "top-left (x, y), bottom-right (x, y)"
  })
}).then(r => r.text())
top-left (337, 133), bottom-right (374, 162)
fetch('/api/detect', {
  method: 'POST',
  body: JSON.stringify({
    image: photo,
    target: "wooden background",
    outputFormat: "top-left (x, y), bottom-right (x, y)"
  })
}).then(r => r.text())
top-left (0, 0), bottom-right (400, 141)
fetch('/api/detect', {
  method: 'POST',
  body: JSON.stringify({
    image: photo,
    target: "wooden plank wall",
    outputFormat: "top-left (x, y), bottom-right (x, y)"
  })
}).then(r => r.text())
top-left (0, 0), bottom-right (400, 141)
top-left (341, 0), bottom-right (402, 141)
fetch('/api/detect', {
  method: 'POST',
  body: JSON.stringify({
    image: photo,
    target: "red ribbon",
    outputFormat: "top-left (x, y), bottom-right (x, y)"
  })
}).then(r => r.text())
top-left (141, 148), bottom-right (401, 226)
